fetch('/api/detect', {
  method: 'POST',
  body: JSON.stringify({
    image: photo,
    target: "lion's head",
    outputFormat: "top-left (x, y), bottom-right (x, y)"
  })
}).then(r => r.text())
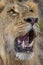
top-left (1, 1), bottom-right (40, 61)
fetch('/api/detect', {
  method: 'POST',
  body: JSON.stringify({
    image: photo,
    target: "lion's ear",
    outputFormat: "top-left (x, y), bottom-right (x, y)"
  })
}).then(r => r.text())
top-left (0, 1), bottom-right (5, 13)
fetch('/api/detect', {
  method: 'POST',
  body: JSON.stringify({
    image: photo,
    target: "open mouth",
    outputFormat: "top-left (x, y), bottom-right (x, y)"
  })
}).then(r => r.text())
top-left (15, 29), bottom-right (36, 52)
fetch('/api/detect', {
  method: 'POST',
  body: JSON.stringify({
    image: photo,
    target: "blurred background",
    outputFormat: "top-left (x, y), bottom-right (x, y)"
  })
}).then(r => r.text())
top-left (34, 0), bottom-right (43, 31)
top-left (34, 0), bottom-right (43, 65)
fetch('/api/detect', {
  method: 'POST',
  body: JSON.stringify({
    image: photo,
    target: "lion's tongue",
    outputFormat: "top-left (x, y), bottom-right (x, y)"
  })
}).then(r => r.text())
top-left (17, 33), bottom-right (29, 47)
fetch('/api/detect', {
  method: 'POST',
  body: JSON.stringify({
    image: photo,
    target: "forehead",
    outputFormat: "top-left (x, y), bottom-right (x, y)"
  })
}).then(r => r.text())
top-left (7, 2), bottom-right (38, 12)
top-left (6, 1), bottom-right (39, 18)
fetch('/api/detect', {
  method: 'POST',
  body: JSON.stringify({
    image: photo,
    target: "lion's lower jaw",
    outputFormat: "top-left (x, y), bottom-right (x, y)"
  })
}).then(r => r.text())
top-left (3, 38), bottom-right (41, 65)
top-left (2, 48), bottom-right (41, 65)
top-left (6, 52), bottom-right (41, 65)
top-left (6, 49), bottom-right (41, 65)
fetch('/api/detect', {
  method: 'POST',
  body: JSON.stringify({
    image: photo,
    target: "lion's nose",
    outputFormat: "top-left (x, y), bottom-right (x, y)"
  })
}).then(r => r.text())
top-left (24, 18), bottom-right (38, 25)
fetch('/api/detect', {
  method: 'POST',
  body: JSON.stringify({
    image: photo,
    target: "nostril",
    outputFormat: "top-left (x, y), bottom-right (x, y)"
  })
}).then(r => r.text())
top-left (24, 18), bottom-right (38, 24)
top-left (24, 18), bottom-right (32, 23)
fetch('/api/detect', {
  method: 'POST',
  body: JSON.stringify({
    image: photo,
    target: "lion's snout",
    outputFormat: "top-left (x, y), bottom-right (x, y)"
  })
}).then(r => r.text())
top-left (24, 18), bottom-right (38, 25)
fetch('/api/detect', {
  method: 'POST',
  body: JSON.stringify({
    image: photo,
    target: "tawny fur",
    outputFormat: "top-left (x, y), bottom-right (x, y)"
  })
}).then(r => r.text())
top-left (0, 0), bottom-right (41, 65)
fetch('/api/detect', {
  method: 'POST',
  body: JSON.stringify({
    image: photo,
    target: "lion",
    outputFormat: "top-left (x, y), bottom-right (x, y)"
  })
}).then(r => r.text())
top-left (0, 0), bottom-right (41, 65)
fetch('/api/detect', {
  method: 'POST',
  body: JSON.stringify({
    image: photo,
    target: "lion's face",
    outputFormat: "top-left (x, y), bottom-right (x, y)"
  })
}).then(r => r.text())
top-left (3, 1), bottom-right (39, 60)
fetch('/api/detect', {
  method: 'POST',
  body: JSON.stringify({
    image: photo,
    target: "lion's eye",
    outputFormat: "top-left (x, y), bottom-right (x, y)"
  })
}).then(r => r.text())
top-left (7, 8), bottom-right (18, 17)
top-left (8, 9), bottom-right (17, 14)
top-left (29, 9), bottom-right (34, 12)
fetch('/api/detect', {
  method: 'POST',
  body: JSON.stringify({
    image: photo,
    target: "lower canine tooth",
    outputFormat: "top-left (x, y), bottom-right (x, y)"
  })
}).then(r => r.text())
top-left (22, 41), bottom-right (25, 48)
top-left (29, 41), bottom-right (34, 47)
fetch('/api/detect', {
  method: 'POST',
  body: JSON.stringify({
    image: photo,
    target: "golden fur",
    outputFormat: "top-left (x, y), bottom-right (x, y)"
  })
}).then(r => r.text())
top-left (0, 0), bottom-right (41, 65)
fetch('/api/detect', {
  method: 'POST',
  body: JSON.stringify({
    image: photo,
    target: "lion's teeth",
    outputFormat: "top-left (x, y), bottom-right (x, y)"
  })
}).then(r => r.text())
top-left (29, 41), bottom-right (34, 47)
top-left (18, 39), bottom-right (21, 44)
top-left (22, 41), bottom-right (25, 48)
